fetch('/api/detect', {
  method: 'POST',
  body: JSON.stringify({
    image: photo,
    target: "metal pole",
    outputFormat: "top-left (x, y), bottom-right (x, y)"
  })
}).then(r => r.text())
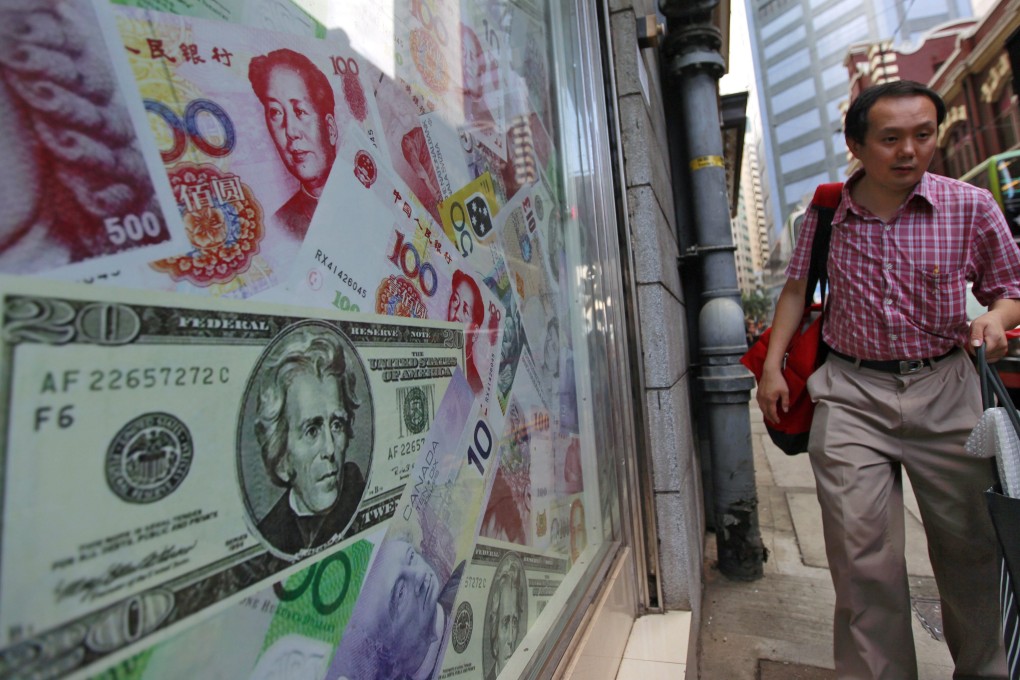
top-left (661, 3), bottom-right (766, 581)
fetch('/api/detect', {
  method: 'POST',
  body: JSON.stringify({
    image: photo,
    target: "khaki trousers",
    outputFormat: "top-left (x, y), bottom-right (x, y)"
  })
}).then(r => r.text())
top-left (806, 349), bottom-right (1007, 680)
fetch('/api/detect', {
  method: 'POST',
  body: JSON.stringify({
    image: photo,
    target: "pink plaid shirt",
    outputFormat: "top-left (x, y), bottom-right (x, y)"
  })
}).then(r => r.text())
top-left (787, 170), bottom-right (1020, 360)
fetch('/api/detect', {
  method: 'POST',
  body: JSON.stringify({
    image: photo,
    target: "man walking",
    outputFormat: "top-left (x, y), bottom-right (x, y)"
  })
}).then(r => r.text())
top-left (757, 80), bottom-right (1020, 678)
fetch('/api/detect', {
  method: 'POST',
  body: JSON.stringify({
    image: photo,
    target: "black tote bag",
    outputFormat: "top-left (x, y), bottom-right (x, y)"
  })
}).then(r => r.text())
top-left (976, 345), bottom-right (1020, 679)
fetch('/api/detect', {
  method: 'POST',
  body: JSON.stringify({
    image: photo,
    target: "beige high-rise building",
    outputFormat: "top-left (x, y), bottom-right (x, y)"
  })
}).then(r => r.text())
top-left (732, 120), bottom-right (770, 297)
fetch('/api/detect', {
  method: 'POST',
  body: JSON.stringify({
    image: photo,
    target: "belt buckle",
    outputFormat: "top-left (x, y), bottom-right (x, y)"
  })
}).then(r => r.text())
top-left (898, 359), bottom-right (924, 374)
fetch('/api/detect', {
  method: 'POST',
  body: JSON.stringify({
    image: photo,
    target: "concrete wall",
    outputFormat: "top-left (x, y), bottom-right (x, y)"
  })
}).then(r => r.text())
top-left (606, 0), bottom-right (705, 617)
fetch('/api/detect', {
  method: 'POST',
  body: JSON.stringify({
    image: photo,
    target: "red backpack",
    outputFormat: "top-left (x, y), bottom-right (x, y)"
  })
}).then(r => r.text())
top-left (740, 182), bottom-right (842, 455)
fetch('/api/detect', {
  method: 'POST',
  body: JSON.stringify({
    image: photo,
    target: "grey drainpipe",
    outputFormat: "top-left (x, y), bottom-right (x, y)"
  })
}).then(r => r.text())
top-left (659, 0), bottom-right (766, 580)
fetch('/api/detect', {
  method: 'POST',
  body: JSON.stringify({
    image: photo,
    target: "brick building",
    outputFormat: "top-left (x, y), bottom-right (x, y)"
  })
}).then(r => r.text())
top-left (845, 0), bottom-right (1020, 179)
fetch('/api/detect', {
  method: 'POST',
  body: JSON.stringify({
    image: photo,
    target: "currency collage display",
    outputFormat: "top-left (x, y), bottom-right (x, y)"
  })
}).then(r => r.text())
top-left (0, 0), bottom-right (605, 678)
top-left (0, 277), bottom-right (464, 677)
top-left (439, 543), bottom-right (568, 680)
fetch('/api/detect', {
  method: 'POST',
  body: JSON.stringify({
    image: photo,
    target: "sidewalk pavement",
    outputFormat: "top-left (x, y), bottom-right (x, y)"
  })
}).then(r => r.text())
top-left (697, 399), bottom-right (956, 679)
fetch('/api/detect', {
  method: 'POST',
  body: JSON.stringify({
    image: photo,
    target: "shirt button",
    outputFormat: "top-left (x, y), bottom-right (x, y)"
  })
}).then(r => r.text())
top-left (884, 263), bottom-right (893, 270)
top-left (885, 298), bottom-right (892, 305)
top-left (884, 225), bottom-right (892, 232)
top-left (890, 334), bottom-right (898, 341)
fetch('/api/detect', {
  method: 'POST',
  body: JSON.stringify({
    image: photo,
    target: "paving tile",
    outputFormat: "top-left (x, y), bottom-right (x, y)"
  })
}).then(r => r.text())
top-left (759, 659), bottom-right (834, 679)
top-left (700, 395), bottom-right (954, 679)
top-left (785, 490), bottom-right (935, 577)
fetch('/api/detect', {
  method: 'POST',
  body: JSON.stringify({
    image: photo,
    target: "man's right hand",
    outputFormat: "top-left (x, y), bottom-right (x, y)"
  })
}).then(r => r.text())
top-left (755, 277), bottom-right (809, 424)
top-left (756, 365), bottom-right (790, 424)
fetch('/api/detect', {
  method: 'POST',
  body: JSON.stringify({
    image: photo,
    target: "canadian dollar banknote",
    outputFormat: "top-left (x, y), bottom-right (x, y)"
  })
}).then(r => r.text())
top-left (0, 275), bottom-right (463, 679)
top-left (325, 371), bottom-right (500, 680)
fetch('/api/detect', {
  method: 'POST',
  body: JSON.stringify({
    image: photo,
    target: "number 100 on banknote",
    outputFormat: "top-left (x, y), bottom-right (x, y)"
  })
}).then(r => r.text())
top-left (0, 275), bottom-right (463, 678)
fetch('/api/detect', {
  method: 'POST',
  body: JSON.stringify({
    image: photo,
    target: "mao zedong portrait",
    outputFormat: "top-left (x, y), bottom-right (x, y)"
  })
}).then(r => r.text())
top-left (329, 537), bottom-right (465, 680)
top-left (248, 49), bottom-right (338, 240)
top-left (447, 270), bottom-right (485, 394)
top-left (252, 324), bottom-right (366, 556)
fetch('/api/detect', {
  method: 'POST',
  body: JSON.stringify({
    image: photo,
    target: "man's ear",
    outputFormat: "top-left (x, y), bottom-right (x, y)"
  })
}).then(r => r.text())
top-left (846, 136), bottom-right (862, 160)
top-left (327, 114), bottom-right (338, 146)
top-left (274, 454), bottom-right (293, 484)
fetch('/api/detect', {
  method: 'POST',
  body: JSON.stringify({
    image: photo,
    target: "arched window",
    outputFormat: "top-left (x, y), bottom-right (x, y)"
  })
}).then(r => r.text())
top-left (944, 123), bottom-right (978, 178)
top-left (993, 88), bottom-right (1019, 151)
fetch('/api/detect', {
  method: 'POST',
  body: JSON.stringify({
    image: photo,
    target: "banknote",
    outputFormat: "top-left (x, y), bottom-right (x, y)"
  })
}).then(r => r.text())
top-left (438, 542), bottom-right (567, 680)
top-left (325, 370), bottom-right (500, 680)
top-left (89, 537), bottom-right (376, 680)
top-left (386, 0), bottom-right (524, 205)
top-left (457, 0), bottom-right (511, 160)
top-left (0, 275), bottom-right (463, 678)
top-left (499, 183), bottom-right (562, 410)
top-left (367, 59), bottom-right (447, 223)
top-left (479, 363), bottom-right (554, 551)
top-left (435, 173), bottom-right (533, 414)
top-left (110, 0), bottom-right (326, 37)
top-left (503, 0), bottom-right (553, 134)
top-left (105, 7), bottom-right (383, 297)
top-left (0, 0), bottom-right (185, 279)
top-left (411, 0), bottom-right (557, 211)
top-left (390, 0), bottom-right (463, 121)
top-left (545, 493), bottom-right (590, 564)
top-left (267, 129), bottom-right (504, 412)
top-left (439, 172), bottom-right (501, 261)
top-left (322, 0), bottom-right (396, 81)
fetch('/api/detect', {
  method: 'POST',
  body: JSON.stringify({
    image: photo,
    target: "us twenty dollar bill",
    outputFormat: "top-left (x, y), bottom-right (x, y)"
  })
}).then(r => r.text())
top-left (0, 276), bottom-right (463, 679)
top-left (438, 542), bottom-right (567, 680)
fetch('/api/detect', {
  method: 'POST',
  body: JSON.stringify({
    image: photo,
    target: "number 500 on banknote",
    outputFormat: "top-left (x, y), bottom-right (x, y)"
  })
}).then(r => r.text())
top-left (0, 275), bottom-right (463, 679)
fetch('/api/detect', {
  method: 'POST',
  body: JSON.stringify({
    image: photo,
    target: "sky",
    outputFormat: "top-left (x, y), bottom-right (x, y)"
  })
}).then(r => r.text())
top-left (720, 0), bottom-right (754, 96)
top-left (718, 0), bottom-right (992, 96)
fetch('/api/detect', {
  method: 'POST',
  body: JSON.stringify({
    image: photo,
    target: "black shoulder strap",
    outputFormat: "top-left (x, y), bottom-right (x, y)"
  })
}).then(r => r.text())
top-left (804, 182), bottom-right (843, 309)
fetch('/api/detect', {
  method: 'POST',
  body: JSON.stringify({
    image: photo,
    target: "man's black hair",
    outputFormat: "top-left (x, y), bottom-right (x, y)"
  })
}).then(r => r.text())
top-left (844, 80), bottom-right (947, 145)
top-left (248, 48), bottom-right (335, 119)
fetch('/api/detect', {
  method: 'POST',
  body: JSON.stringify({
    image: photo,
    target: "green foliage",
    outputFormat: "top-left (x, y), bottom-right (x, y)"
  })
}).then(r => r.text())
top-left (741, 289), bottom-right (772, 325)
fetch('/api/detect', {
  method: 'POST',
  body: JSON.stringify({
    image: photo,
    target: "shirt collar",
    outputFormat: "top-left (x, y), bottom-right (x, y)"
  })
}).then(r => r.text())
top-left (837, 168), bottom-right (939, 223)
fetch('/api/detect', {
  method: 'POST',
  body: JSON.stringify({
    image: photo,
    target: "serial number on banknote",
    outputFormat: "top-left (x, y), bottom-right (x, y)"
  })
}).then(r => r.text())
top-left (315, 250), bottom-right (368, 299)
top-left (387, 436), bottom-right (426, 460)
top-left (464, 576), bottom-right (487, 590)
top-left (40, 366), bottom-right (231, 393)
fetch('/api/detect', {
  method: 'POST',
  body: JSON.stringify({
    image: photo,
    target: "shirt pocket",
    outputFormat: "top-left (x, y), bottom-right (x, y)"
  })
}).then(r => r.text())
top-left (912, 266), bottom-right (967, 333)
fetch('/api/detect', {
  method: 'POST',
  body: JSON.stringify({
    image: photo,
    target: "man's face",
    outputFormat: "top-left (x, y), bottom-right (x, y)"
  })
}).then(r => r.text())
top-left (448, 280), bottom-right (479, 329)
top-left (263, 65), bottom-right (337, 195)
top-left (280, 372), bottom-right (350, 514)
top-left (848, 95), bottom-right (938, 197)
top-left (493, 580), bottom-right (520, 667)
top-left (368, 539), bottom-right (440, 672)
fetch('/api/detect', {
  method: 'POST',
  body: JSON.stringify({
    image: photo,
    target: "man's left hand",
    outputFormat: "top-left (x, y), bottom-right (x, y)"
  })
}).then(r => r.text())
top-left (970, 301), bottom-right (1020, 361)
